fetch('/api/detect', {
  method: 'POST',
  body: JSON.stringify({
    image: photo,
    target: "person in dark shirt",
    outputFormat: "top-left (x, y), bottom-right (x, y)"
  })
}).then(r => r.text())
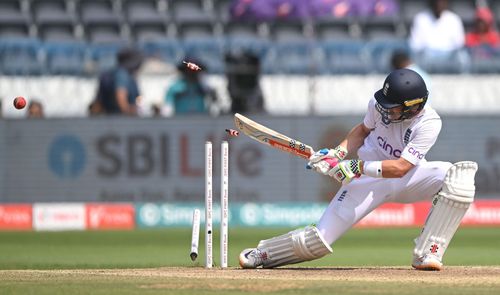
top-left (97, 48), bottom-right (144, 115)
top-left (165, 59), bottom-right (217, 115)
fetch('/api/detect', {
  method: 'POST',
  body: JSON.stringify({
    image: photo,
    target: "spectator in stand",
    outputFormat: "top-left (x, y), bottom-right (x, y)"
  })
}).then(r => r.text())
top-left (230, 0), bottom-right (273, 21)
top-left (465, 7), bottom-right (500, 58)
top-left (96, 48), bottom-right (143, 116)
top-left (309, 0), bottom-right (355, 19)
top-left (226, 50), bottom-right (265, 114)
top-left (88, 100), bottom-right (104, 116)
top-left (230, 0), bottom-right (308, 21)
top-left (164, 59), bottom-right (217, 115)
top-left (354, 0), bottom-right (399, 17)
top-left (27, 100), bottom-right (44, 118)
top-left (409, 0), bottom-right (468, 72)
top-left (275, 0), bottom-right (310, 20)
top-left (151, 104), bottom-right (162, 117)
top-left (391, 50), bottom-right (432, 95)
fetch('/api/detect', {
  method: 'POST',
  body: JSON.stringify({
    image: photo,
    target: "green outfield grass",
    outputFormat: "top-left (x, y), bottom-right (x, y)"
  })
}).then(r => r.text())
top-left (0, 227), bottom-right (499, 269)
top-left (1, 227), bottom-right (499, 295)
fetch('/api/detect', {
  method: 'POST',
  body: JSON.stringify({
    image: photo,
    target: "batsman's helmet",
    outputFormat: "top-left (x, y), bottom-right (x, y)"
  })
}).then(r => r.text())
top-left (374, 68), bottom-right (428, 124)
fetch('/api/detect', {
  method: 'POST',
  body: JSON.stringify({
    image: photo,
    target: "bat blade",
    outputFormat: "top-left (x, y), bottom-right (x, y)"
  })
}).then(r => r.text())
top-left (234, 113), bottom-right (314, 159)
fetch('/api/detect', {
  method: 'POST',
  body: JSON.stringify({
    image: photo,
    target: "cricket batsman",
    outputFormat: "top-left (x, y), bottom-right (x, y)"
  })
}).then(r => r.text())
top-left (239, 69), bottom-right (478, 271)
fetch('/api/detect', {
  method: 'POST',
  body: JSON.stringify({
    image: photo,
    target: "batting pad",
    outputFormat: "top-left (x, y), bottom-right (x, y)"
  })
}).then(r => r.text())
top-left (413, 161), bottom-right (478, 261)
top-left (257, 225), bottom-right (332, 268)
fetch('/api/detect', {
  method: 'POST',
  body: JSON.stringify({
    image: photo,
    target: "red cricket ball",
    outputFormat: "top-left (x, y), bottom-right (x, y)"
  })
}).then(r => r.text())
top-left (13, 96), bottom-right (26, 110)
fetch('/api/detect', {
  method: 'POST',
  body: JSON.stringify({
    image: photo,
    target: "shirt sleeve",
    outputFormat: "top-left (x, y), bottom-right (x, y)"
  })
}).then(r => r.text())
top-left (454, 14), bottom-right (465, 48)
top-left (401, 118), bottom-right (442, 165)
top-left (363, 98), bottom-right (377, 129)
top-left (165, 85), bottom-right (175, 106)
top-left (409, 13), bottom-right (425, 51)
top-left (115, 69), bottom-right (129, 90)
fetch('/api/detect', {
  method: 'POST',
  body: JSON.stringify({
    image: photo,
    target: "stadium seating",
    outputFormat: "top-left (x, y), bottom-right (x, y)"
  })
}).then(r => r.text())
top-left (0, 0), bottom-right (498, 75)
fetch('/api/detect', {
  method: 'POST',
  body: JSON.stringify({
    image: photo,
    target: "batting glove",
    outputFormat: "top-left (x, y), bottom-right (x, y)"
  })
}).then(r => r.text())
top-left (328, 159), bottom-right (363, 184)
top-left (307, 145), bottom-right (348, 174)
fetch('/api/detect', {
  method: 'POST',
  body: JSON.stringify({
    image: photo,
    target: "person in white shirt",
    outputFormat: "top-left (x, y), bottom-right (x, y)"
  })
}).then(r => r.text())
top-left (409, 0), bottom-right (469, 72)
top-left (239, 69), bottom-right (478, 271)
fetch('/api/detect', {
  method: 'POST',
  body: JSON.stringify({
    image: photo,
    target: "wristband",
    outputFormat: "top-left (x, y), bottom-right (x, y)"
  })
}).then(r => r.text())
top-left (363, 161), bottom-right (383, 178)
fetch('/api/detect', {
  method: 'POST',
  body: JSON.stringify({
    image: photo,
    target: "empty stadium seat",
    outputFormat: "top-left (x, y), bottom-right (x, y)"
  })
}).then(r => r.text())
top-left (361, 19), bottom-right (402, 41)
top-left (213, 0), bottom-right (232, 23)
top-left (139, 38), bottom-right (182, 64)
top-left (0, 0), bottom-right (495, 75)
top-left (0, 37), bottom-right (44, 75)
top-left (86, 21), bottom-right (130, 73)
top-left (269, 21), bottom-right (308, 43)
top-left (88, 42), bottom-right (128, 73)
top-left (125, 0), bottom-right (167, 26)
top-left (80, 0), bottom-right (122, 26)
top-left (177, 22), bottom-right (215, 40)
top-left (88, 23), bottom-right (125, 43)
top-left (38, 23), bottom-right (77, 41)
top-left (469, 51), bottom-right (500, 74)
top-left (449, 0), bottom-right (476, 28)
top-left (400, 0), bottom-right (427, 26)
top-left (171, 0), bottom-right (214, 24)
top-left (366, 39), bottom-right (409, 73)
top-left (314, 20), bottom-right (358, 42)
top-left (224, 21), bottom-right (270, 58)
top-left (32, 0), bottom-right (76, 26)
top-left (262, 41), bottom-right (321, 75)
top-left (321, 40), bottom-right (371, 74)
top-left (43, 40), bottom-right (86, 75)
top-left (132, 23), bottom-right (169, 43)
top-left (0, 0), bottom-right (30, 24)
top-left (491, 0), bottom-right (500, 23)
top-left (0, 23), bottom-right (30, 38)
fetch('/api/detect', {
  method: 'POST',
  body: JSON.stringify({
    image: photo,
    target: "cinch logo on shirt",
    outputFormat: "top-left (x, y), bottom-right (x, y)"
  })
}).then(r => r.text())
top-left (377, 136), bottom-right (402, 158)
top-left (408, 147), bottom-right (425, 159)
top-left (338, 190), bottom-right (348, 202)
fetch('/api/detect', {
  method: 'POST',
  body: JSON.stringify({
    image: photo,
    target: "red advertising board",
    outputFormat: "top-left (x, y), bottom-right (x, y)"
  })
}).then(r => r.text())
top-left (0, 204), bottom-right (32, 230)
top-left (357, 200), bottom-right (500, 227)
top-left (86, 203), bottom-right (135, 230)
top-left (462, 201), bottom-right (500, 226)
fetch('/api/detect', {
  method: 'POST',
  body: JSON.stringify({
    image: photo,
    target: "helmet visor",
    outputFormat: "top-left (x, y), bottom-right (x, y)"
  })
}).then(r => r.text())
top-left (375, 102), bottom-right (405, 124)
top-left (374, 89), bottom-right (401, 109)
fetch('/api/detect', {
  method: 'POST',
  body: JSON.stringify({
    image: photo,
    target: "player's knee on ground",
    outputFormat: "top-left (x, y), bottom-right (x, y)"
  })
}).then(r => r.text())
top-left (413, 161), bottom-right (478, 270)
top-left (257, 225), bottom-right (332, 268)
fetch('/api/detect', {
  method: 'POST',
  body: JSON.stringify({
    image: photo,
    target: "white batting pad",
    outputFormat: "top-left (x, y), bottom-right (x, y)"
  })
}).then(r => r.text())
top-left (257, 225), bottom-right (332, 268)
top-left (413, 162), bottom-right (478, 262)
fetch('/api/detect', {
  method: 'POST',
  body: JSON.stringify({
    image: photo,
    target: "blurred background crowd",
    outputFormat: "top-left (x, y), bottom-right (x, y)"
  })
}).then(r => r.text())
top-left (1, 1), bottom-right (499, 225)
top-left (0, 0), bottom-right (499, 117)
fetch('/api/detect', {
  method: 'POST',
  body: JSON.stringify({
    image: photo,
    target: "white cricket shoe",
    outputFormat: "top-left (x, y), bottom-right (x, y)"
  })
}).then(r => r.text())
top-left (239, 248), bottom-right (266, 269)
top-left (412, 254), bottom-right (443, 271)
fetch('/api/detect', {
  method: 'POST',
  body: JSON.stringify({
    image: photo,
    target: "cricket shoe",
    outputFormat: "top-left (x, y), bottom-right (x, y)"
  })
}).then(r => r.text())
top-left (239, 248), bottom-right (267, 269)
top-left (412, 254), bottom-right (443, 271)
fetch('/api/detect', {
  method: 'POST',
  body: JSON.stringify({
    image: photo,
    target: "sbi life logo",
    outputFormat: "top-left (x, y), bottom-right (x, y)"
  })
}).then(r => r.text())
top-left (48, 135), bottom-right (86, 178)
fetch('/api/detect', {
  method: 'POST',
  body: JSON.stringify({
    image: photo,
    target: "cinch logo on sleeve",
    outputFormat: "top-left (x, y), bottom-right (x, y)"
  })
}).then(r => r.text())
top-left (377, 136), bottom-right (402, 158)
top-left (408, 147), bottom-right (425, 159)
top-left (338, 190), bottom-right (348, 202)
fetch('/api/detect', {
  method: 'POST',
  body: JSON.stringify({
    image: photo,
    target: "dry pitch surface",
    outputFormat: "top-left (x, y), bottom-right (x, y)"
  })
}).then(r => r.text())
top-left (2, 267), bottom-right (500, 295)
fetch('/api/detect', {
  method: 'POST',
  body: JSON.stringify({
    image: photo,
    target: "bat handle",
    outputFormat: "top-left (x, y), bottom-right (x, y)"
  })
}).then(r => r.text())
top-left (306, 157), bottom-right (339, 170)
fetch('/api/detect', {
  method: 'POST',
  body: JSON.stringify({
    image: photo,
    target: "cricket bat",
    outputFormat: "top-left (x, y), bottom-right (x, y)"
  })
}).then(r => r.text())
top-left (234, 113), bottom-right (315, 159)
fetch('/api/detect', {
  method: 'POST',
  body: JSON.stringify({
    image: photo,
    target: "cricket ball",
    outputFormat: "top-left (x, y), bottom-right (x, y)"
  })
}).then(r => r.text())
top-left (13, 96), bottom-right (27, 110)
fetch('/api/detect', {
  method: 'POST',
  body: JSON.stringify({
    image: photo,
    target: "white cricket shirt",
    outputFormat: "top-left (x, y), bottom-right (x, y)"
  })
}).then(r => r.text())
top-left (358, 98), bottom-right (442, 165)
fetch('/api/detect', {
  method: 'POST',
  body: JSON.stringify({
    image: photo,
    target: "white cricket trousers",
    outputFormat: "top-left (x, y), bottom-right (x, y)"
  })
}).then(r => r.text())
top-left (316, 161), bottom-right (453, 245)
